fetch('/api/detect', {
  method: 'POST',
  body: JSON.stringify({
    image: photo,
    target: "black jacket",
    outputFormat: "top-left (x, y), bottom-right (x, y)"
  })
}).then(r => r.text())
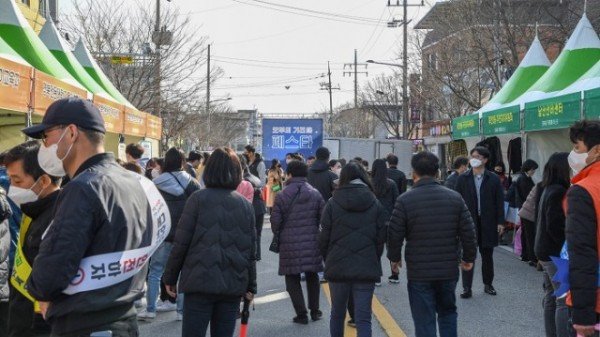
top-left (153, 172), bottom-right (201, 242)
top-left (374, 179), bottom-right (399, 217)
top-left (515, 174), bottom-right (535, 209)
top-left (319, 184), bottom-right (387, 283)
top-left (455, 169), bottom-right (505, 248)
top-left (164, 188), bottom-right (257, 297)
top-left (444, 171), bottom-right (459, 191)
top-left (387, 178), bottom-right (477, 281)
top-left (307, 160), bottom-right (338, 202)
top-left (387, 167), bottom-right (407, 194)
top-left (27, 154), bottom-right (153, 335)
top-left (565, 185), bottom-right (598, 326)
top-left (9, 191), bottom-right (58, 337)
top-left (184, 163), bottom-right (198, 180)
top-left (534, 184), bottom-right (567, 262)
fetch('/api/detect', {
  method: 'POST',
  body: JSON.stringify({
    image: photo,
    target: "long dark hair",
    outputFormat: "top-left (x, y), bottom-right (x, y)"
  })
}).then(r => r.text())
top-left (338, 161), bottom-right (373, 191)
top-left (540, 152), bottom-right (570, 189)
top-left (371, 159), bottom-right (389, 197)
top-left (270, 159), bottom-right (280, 171)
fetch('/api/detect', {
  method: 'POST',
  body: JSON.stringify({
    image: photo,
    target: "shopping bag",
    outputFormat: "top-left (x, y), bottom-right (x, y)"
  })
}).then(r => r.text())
top-left (514, 226), bottom-right (522, 256)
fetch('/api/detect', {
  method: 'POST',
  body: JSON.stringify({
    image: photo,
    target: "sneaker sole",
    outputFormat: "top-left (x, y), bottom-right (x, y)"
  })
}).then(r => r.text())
top-left (388, 280), bottom-right (400, 284)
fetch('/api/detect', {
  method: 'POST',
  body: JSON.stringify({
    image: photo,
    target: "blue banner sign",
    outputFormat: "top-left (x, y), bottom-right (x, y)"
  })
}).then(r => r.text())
top-left (261, 119), bottom-right (323, 165)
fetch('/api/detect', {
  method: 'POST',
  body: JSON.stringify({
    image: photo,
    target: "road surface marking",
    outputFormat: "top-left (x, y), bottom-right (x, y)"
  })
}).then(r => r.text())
top-left (254, 291), bottom-right (289, 305)
top-left (321, 283), bottom-right (407, 337)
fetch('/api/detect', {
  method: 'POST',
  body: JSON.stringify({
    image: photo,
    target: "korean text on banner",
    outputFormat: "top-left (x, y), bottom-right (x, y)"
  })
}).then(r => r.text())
top-left (145, 114), bottom-right (162, 139)
top-left (92, 95), bottom-right (124, 134)
top-left (33, 70), bottom-right (87, 116)
top-left (262, 119), bottom-right (323, 167)
top-left (0, 57), bottom-right (31, 113)
top-left (123, 107), bottom-right (147, 137)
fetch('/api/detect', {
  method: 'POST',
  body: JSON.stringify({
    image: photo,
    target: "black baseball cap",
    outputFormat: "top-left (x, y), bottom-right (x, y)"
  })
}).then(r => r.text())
top-left (22, 97), bottom-right (106, 139)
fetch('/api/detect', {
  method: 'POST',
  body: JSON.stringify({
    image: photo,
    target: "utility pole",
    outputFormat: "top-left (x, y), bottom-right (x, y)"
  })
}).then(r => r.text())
top-left (387, 0), bottom-right (424, 139)
top-left (153, 0), bottom-right (161, 119)
top-left (320, 62), bottom-right (340, 135)
top-left (206, 43), bottom-right (211, 149)
top-left (343, 49), bottom-right (368, 109)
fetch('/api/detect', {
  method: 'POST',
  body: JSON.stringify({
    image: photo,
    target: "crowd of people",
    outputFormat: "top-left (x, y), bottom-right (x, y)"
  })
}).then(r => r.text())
top-left (0, 96), bottom-right (599, 337)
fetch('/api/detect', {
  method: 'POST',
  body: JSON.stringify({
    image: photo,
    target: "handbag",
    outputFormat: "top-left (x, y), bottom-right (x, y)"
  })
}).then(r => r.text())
top-left (269, 187), bottom-right (301, 253)
top-left (271, 184), bottom-right (282, 192)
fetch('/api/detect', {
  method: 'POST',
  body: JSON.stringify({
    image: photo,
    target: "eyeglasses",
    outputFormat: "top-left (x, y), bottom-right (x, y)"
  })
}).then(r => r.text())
top-left (41, 125), bottom-right (65, 146)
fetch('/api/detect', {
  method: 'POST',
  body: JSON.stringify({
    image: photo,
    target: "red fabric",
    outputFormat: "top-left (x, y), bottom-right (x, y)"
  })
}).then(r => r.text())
top-left (236, 181), bottom-right (254, 203)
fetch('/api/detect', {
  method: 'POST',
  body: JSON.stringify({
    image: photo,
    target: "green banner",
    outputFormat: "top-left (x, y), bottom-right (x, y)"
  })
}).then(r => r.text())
top-left (584, 88), bottom-right (600, 120)
top-left (524, 93), bottom-right (581, 131)
top-left (452, 114), bottom-right (480, 139)
top-left (482, 105), bottom-right (521, 136)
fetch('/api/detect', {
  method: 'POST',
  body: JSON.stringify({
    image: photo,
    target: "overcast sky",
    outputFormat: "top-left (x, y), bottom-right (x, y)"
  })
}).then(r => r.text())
top-left (60, 0), bottom-right (432, 115)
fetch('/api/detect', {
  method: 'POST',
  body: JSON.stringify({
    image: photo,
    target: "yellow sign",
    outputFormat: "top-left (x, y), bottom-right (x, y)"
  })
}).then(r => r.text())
top-left (537, 103), bottom-right (564, 118)
top-left (488, 112), bottom-right (513, 125)
top-left (110, 56), bottom-right (134, 65)
top-left (456, 119), bottom-right (475, 130)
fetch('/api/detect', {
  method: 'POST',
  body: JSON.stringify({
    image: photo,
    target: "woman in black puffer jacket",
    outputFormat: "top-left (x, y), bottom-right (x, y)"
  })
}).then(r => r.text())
top-left (164, 147), bottom-right (257, 337)
top-left (319, 162), bottom-right (387, 337)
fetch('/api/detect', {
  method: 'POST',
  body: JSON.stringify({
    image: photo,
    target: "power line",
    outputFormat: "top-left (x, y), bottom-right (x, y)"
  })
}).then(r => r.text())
top-left (213, 55), bottom-right (345, 66)
top-left (241, 0), bottom-right (383, 23)
top-left (231, 0), bottom-right (386, 27)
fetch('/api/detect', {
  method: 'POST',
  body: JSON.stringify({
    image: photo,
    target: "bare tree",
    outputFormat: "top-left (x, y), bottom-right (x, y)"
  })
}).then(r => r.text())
top-left (327, 102), bottom-right (377, 139)
top-left (62, 0), bottom-right (225, 148)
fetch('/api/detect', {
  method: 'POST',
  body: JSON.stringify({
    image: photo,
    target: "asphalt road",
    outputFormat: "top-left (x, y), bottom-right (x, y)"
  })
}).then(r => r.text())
top-left (139, 217), bottom-right (544, 337)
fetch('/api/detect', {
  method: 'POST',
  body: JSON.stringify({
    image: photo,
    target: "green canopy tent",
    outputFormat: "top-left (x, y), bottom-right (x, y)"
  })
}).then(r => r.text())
top-left (0, 0), bottom-right (85, 90)
top-left (73, 39), bottom-right (135, 108)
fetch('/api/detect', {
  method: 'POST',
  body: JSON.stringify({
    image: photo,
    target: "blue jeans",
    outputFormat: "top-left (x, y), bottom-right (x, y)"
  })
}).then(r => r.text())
top-left (146, 242), bottom-right (183, 313)
top-left (329, 282), bottom-right (375, 337)
top-left (407, 280), bottom-right (458, 337)
top-left (182, 293), bottom-right (240, 337)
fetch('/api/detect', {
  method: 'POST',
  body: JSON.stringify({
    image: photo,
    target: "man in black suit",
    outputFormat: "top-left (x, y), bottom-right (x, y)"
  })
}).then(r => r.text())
top-left (455, 146), bottom-right (505, 298)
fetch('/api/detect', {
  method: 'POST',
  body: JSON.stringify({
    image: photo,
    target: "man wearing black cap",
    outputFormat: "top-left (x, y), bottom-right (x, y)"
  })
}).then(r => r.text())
top-left (22, 97), bottom-right (156, 337)
top-left (307, 147), bottom-right (338, 202)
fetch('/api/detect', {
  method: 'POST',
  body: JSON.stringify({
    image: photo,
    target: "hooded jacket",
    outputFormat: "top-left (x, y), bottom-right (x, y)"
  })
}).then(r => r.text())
top-left (307, 159), bottom-right (338, 202)
top-left (0, 187), bottom-right (11, 303)
top-left (319, 183), bottom-right (387, 283)
top-left (153, 171), bottom-right (201, 242)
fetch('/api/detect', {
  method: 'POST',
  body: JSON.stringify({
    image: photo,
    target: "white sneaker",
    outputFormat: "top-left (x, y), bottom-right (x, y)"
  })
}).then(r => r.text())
top-left (176, 313), bottom-right (183, 321)
top-left (137, 310), bottom-right (156, 321)
top-left (375, 282), bottom-right (382, 287)
top-left (156, 300), bottom-right (177, 312)
top-left (134, 299), bottom-right (144, 309)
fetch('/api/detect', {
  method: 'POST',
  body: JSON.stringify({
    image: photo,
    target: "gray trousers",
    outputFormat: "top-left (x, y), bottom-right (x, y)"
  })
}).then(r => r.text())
top-left (540, 260), bottom-right (569, 337)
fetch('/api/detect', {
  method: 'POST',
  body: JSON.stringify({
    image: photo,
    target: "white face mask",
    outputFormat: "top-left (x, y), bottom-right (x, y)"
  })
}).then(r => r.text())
top-left (333, 167), bottom-right (342, 176)
top-left (151, 168), bottom-right (160, 179)
top-left (469, 158), bottom-right (483, 168)
top-left (38, 128), bottom-right (73, 177)
top-left (8, 179), bottom-right (41, 207)
top-left (568, 150), bottom-right (588, 175)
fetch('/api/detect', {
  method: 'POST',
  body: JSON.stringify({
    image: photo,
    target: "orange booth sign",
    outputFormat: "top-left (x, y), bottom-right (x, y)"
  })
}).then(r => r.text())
top-left (0, 57), bottom-right (32, 112)
top-left (92, 95), bottom-right (124, 134)
top-left (33, 70), bottom-right (87, 116)
top-left (145, 114), bottom-right (162, 139)
top-left (123, 107), bottom-right (147, 137)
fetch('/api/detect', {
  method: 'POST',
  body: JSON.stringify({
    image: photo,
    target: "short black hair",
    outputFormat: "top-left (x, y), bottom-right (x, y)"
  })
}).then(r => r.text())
top-left (328, 159), bottom-right (339, 168)
top-left (570, 120), bottom-right (600, 149)
top-left (452, 156), bottom-right (469, 169)
top-left (411, 152), bottom-right (439, 177)
top-left (126, 143), bottom-right (145, 159)
top-left (163, 148), bottom-right (185, 173)
top-left (362, 160), bottom-right (369, 169)
top-left (244, 145), bottom-right (256, 154)
top-left (307, 156), bottom-right (316, 161)
top-left (187, 151), bottom-right (202, 162)
top-left (316, 147), bottom-right (330, 161)
top-left (2, 140), bottom-right (61, 183)
top-left (122, 162), bottom-right (143, 174)
top-left (470, 146), bottom-right (490, 159)
top-left (203, 147), bottom-right (242, 189)
top-left (386, 154), bottom-right (399, 166)
top-left (521, 159), bottom-right (539, 173)
top-left (286, 160), bottom-right (308, 177)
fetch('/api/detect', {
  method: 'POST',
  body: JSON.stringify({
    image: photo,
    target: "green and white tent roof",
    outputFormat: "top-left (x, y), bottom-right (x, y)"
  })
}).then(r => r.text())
top-left (512, 14), bottom-right (600, 105)
top-left (0, 35), bottom-right (30, 66)
top-left (0, 0), bottom-right (84, 90)
top-left (479, 35), bottom-right (551, 113)
top-left (73, 39), bottom-right (135, 108)
top-left (39, 20), bottom-right (115, 101)
top-left (556, 59), bottom-right (600, 95)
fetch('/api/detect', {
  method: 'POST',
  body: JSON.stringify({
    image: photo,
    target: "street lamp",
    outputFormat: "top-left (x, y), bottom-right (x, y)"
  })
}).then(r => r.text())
top-left (367, 59), bottom-right (409, 140)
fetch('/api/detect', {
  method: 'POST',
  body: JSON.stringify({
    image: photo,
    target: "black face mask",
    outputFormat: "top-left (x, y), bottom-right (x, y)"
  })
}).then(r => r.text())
top-left (494, 170), bottom-right (503, 176)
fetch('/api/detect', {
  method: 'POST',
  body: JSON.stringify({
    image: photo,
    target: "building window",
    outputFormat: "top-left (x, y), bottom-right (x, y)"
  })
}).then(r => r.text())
top-left (39, 0), bottom-right (47, 16)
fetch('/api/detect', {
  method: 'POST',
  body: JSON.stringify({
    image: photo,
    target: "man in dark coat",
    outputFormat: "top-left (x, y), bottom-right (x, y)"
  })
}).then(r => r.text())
top-left (3, 141), bottom-right (60, 337)
top-left (388, 151), bottom-right (476, 337)
top-left (386, 154), bottom-right (407, 194)
top-left (271, 160), bottom-right (325, 324)
top-left (307, 147), bottom-right (338, 202)
top-left (455, 146), bottom-right (505, 298)
top-left (444, 156), bottom-right (469, 191)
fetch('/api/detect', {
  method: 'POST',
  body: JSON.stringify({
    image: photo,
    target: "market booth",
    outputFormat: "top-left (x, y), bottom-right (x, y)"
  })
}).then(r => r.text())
top-left (0, 0), bottom-right (162, 155)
